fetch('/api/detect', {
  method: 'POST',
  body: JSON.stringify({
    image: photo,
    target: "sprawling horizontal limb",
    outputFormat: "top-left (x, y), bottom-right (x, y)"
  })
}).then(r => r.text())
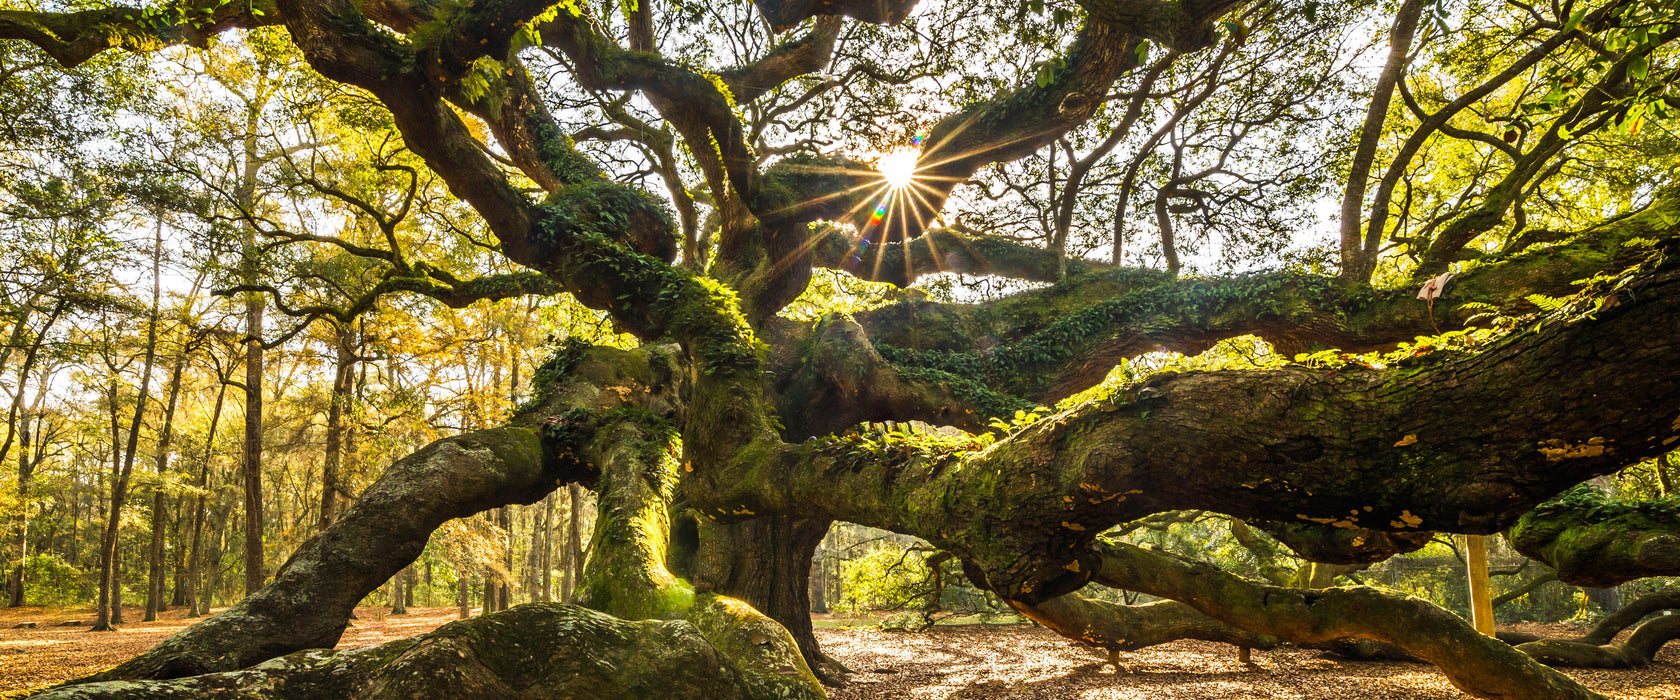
top-left (692, 245), bottom-right (1680, 601)
top-left (855, 194), bottom-right (1676, 403)
top-left (1016, 593), bottom-right (1277, 656)
top-left (0, 0), bottom-right (278, 66)
top-left (77, 427), bottom-right (554, 682)
top-left (1088, 538), bottom-right (1606, 700)
top-left (811, 226), bottom-right (1112, 287)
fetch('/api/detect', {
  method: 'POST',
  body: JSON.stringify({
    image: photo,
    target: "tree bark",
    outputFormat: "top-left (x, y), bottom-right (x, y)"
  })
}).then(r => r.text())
top-left (242, 287), bottom-right (265, 596)
top-left (694, 517), bottom-right (835, 678)
top-left (4, 299), bottom-right (65, 607)
top-left (186, 380), bottom-right (227, 618)
top-left (565, 482), bottom-right (583, 602)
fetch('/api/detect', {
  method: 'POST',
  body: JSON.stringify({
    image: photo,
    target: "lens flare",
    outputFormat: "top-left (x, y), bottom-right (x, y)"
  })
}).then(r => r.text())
top-left (876, 148), bottom-right (919, 188)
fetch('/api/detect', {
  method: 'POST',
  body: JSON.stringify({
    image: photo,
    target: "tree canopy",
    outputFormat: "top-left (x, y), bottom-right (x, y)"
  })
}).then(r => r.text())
top-left (3, 0), bottom-right (1680, 698)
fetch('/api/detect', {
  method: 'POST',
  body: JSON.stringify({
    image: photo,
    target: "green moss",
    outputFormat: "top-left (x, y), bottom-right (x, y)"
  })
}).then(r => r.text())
top-left (544, 179), bottom-right (674, 241)
top-left (684, 594), bottom-right (825, 700)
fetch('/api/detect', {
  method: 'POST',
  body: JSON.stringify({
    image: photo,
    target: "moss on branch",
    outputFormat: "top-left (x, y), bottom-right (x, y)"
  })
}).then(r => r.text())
top-left (1510, 485), bottom-right (1680, 587)
top-left (33, 604), bottom-right (795, 700)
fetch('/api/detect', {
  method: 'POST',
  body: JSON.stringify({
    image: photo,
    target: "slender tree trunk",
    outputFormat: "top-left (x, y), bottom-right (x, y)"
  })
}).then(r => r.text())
top-left (111, 551), bottom-right (124, 624)
top-left (145, 350), bottom-right (190, 621)
top-left (242, 293), bottom-right (264, 596)
top-left (457, 572), bottom-right (470, 620)
top-left (390, 570), bottom-right (406, 615)
top-left (186, 381), bottom-right (227, 618)
top-left (93, 227), bottom-right (166, 631)
top-left (7, 407), bottom-right (33, 607)
top-left (319, 322), bottom-right (355, 528)
top-left (93, 395), bottom-right (117, 629)
top-left (68, 461), bottom-right (81, 569)
top-left (1464, 534), bottom-right (1496, 635)
top-left (5, 300), bottom-right (64, 606)
top-left (539, 493), bottom-right (554, 601)
top-left (565, 483), bottom-right (583, 602)
top-left (500, 507), bottom-right (513, 610)
top-left (1338, 0), bottom-right (1425, 282)
top-left (170, 490), bottom-right (187, 607)
top-left (237, 116), bottom-right (267, 597)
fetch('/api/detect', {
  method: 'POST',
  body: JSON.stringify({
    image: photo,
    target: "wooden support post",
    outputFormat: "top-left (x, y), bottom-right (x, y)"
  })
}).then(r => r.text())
top-left (1464, 534), bottom-right (1495, 636)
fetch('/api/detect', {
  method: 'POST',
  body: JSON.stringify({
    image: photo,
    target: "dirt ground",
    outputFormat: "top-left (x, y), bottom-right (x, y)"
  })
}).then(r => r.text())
top-left (817, 623), bottom-right (1680, 700)
top-left (1, 607), bottom-right (1676, 698)
top-left (0, 604), bottom-right (463, 694)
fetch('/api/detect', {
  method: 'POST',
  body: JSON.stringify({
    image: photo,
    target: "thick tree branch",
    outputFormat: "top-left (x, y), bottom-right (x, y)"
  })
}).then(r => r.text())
top-left (0, 1), bottom-right (278, 67)
top-left (1088, 538), bottom-right (1608, 699)
top-left (692, 242), bottom-right (1680, 602)
top-left (857, 191), bottom-right (1676, 402)
top-left (77, 427), bottom-right (554, 682)
top-left (1510, 486), bottom-right (1680, 587)
top-left (751, 0), bottom-right (917, 32)
top-left (811, 225), bottom-right (1111, 287)
top-left (719, 17), bottom-right (844, 103)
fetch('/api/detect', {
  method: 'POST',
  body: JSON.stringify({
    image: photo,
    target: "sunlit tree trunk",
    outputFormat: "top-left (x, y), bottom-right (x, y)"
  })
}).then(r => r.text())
top-left (4, 300), bottom-right (65, 607)
top-left (565, 483), bottom-right (583, 602)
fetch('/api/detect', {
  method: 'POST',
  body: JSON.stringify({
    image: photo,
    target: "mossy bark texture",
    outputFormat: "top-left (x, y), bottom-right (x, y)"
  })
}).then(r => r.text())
top-left (33, 604), bottom-right (773, 700)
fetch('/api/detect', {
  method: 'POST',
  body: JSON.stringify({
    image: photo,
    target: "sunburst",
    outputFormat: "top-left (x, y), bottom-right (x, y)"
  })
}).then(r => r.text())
top-left (876, 148), bottom-right (920, 189)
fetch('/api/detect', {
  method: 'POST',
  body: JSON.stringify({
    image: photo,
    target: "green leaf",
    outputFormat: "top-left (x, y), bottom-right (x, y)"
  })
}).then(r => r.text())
top-left (1564, 6), bottom-right (1588, 31)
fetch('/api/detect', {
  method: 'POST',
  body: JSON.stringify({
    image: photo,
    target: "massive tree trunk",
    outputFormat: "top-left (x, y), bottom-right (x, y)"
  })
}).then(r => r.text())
top-left (694, 517), bottom-right (835, 678)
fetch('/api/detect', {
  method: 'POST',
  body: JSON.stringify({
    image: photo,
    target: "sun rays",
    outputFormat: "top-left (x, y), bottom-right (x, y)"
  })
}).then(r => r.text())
top-left (763, 128), bottom-right (1023, 284)
top-left (875, 148), bottom-right (920, 189)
